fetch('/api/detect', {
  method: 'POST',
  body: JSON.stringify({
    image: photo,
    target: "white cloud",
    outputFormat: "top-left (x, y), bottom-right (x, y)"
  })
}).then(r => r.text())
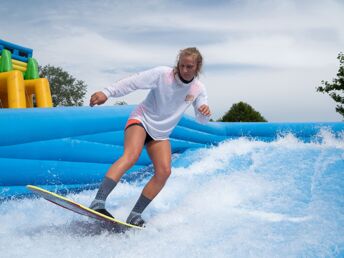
top-left (1, 0), bottom-right (343, 121)
top-left (201, 66), bottom-right (342, 122)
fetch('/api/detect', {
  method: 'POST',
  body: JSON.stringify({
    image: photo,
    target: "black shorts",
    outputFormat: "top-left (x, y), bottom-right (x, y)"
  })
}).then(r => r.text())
top-left (125, 119), bottom-right (154, 145)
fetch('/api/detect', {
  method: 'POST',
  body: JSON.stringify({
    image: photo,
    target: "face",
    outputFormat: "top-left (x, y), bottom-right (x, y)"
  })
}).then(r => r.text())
top-left (178, 55), bottom-right (197, 81)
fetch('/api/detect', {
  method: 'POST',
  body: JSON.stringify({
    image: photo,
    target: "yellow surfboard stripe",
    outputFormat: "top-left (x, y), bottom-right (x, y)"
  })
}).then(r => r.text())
top-left (26, 185), bottom-right (143, 229)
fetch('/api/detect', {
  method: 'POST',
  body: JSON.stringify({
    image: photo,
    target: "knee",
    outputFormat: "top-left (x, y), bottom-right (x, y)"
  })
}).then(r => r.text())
top-left (155, 167), bottom-right (171, 183)
top-left (122, 152), bottom-right (141, 167)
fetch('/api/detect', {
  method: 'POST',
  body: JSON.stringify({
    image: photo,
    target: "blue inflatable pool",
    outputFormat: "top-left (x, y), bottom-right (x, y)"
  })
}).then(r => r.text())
top-left (0, 106), bottom-right (343, 199)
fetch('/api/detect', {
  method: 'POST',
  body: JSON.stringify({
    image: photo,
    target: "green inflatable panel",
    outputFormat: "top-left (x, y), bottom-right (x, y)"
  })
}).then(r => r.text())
top-left (0, 49), bottom-right (13, 73)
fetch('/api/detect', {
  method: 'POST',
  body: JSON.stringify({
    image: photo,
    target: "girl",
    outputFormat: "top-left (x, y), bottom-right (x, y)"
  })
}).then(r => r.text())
top-left (89, 47), bottom-right (211, 226)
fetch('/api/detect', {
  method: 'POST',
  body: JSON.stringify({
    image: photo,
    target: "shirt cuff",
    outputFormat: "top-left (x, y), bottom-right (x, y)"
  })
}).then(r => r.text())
top-left (101, 88), bottom-right (112, 98)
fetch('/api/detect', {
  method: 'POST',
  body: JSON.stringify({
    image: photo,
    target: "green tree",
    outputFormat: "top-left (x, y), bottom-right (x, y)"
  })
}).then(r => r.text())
top-left (317, 52), bottom-right (344, 118)
top-left (219, 101), bottom-right (267, 122)
top-left (39, 65), bottom-right (87, 106)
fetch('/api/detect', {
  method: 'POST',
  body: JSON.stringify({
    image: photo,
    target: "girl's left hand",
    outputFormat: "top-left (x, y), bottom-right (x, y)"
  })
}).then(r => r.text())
top-left (198, 104), bottom-right (211, 116)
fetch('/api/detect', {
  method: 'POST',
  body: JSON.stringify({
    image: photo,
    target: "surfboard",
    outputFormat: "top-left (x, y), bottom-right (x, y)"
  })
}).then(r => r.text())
top-left (26, 185), bottom-right (143, 230)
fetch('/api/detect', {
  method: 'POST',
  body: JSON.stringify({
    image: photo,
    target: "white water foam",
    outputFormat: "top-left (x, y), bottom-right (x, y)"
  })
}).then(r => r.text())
top-left (0, 131), bottom-right (343, 258)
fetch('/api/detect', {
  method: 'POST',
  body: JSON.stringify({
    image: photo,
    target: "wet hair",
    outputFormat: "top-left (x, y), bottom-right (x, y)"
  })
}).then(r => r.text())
top-left (174, 47), bottom-right (203, 77)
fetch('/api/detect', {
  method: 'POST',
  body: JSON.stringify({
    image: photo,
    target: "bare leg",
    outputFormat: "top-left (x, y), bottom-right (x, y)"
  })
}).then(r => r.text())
top-left (105, 125), bottom-right (147, 182)
top-left (90, 125), bottom-right (147, 212)
top-left (142, 140), bottom-right (172, 199)
top-left (126, 140), bottom-right (172, 226)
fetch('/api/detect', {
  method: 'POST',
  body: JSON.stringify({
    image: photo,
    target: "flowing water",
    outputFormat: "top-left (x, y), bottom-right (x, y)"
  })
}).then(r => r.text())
top-left (1, 130), bottom-right (343, 258)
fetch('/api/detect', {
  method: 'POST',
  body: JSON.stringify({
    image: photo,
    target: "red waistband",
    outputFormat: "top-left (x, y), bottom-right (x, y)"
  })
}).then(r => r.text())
top-left (125, 119), bottom-right (142, 129)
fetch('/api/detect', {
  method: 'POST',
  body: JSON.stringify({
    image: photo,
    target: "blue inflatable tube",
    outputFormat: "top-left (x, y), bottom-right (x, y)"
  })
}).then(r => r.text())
top-left (0, 39), bottom-right (33, 62)
top-left (0, 106), bottom-right (343, 199)
top-left (221, 122), bottom-right (343, 138)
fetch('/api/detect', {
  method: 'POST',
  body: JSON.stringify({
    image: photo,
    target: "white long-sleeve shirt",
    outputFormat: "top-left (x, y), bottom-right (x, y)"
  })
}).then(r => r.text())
top-left (102, 66), bottom-right (209, 140)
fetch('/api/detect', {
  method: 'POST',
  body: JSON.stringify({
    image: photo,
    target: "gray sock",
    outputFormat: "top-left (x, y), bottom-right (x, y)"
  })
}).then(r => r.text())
top-left (126, 211), bottom-right (143, 224)
top-left (131, 194), bottom-right (152, 214)
top-left (126, 195), bottom-right (151, 225)
top-left (90, 177), bottom-right (117, 210)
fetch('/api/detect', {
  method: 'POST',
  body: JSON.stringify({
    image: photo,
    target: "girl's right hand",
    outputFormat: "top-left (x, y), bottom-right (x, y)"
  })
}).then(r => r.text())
top-left (90, 92), bottom-right (108, 107)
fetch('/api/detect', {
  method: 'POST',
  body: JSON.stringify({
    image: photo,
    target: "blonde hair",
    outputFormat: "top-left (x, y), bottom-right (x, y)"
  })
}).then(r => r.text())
top-left (174, 47), bottom-right (203, 77)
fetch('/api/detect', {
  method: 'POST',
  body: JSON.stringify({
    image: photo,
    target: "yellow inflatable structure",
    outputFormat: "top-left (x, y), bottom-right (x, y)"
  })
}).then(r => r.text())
top-left (0, 70), bottom-right (52, 108)
top-left (0, 39), bottom-right (53, 108)
top-left (12, 58), bottom-right (27, 73)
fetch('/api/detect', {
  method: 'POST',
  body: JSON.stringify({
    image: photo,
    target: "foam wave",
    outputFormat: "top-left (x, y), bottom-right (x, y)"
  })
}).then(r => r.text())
top-left (1, 132), bottom-right (343, 258)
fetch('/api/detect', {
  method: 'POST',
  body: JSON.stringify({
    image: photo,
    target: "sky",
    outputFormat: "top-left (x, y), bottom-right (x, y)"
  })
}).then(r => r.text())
top-left (1, 0), bottom-right (344, 121)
